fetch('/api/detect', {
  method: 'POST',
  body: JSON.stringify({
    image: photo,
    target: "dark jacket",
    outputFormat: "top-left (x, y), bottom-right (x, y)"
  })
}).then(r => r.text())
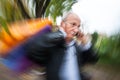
top-left (25, 31), bottom-right (98, 80)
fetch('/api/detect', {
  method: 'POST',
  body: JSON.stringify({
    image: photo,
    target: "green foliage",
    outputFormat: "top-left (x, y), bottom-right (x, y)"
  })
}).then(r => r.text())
top-left (45, 0), bottom-right (77, 23)
top-left (0, 16), bottom-right (10, 34)
top-left (95, 33), bottom-right (120, 65)
top-left (0, 0), bottom-right (50, 34)
top-left (0, 0), bottom-right (23, 23)
top-left (0, 0), bottom-right (25, 35)
top-left (0, 0), bottom-right (51, 23)
top-left (91, 32), bottom-right (98, 46)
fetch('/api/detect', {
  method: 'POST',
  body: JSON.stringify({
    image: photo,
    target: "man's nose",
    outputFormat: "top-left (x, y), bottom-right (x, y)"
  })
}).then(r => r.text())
top-left (73, 27), bottom-right (79, 33)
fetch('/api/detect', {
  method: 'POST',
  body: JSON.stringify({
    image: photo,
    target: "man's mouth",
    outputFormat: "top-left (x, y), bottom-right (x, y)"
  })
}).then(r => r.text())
top-left (71, 31), bottom-right (76, 36)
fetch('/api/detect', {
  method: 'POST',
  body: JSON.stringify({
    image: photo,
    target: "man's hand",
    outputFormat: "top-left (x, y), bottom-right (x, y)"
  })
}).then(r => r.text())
top-left (76, 32), bottom-right (90, 46)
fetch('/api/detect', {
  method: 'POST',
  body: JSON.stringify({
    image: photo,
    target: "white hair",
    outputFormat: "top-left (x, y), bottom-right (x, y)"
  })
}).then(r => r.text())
top-left (62, 11), bottom-right (80, 21)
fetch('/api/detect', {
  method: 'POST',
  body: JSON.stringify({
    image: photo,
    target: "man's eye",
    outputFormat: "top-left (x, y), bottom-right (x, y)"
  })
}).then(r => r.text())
top-left (72, 23), bottom-right (80, 28)
top-left (72, 23), bottom-right (76, 26)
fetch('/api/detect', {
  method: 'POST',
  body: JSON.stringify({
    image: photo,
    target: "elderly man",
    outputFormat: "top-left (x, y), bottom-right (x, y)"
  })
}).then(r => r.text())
top-left (25, 12), bottom-right (98, 80)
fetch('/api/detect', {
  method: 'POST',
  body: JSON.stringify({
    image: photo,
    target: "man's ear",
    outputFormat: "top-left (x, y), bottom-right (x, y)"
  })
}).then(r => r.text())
top-left (61, 21), bottom-right (65, 28)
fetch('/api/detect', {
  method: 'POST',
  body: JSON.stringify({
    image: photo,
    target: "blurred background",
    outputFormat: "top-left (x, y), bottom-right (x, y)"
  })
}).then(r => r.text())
top-left (0, 0), bottom-right (120, 80)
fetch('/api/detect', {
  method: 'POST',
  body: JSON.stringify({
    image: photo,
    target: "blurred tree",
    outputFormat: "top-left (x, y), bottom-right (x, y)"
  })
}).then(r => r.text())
top-left (0, 0), bottom-right (51, 33)
top-left (0, 0), bottom-right (23, 22)
top-left (35, 0), bottom-right (51, 18)
top-left (45, 0), bottom-right (77, 23)
top-left (0, 0), bottom-right (77, 29)
top-left (96, 33), bottom-right (120, 65)
top-left (15, 0), bottom-right (51, 18)
top-left (91, 32), bottom-right (98, 46)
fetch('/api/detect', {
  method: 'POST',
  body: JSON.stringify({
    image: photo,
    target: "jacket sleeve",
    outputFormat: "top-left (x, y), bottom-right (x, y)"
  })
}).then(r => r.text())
top-left (24, 31), bottom-right (65, 65)
top-left (75, 42), bottom-right (99, 66)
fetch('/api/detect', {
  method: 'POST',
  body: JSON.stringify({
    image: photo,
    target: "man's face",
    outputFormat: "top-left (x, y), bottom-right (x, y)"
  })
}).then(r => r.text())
top-left (61, 14), bottom-right (81, 39)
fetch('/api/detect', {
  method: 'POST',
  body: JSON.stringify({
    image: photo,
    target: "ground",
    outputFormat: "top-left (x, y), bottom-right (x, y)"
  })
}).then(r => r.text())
top-left (0, 62), bottom-right (120, 80)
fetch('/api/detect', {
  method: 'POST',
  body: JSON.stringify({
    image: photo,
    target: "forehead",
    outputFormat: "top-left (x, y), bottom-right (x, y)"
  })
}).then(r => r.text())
top-left (65, 14), bottom-right (81, 23)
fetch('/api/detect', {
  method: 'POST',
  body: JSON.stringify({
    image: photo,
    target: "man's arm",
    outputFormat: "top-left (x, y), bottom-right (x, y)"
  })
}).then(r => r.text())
top-left (76, 33), bottom-right (99, 65)
top-left (24, 31), bottom-right (65, 65)
top-left (76, 42), bottom-right (99, 66)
